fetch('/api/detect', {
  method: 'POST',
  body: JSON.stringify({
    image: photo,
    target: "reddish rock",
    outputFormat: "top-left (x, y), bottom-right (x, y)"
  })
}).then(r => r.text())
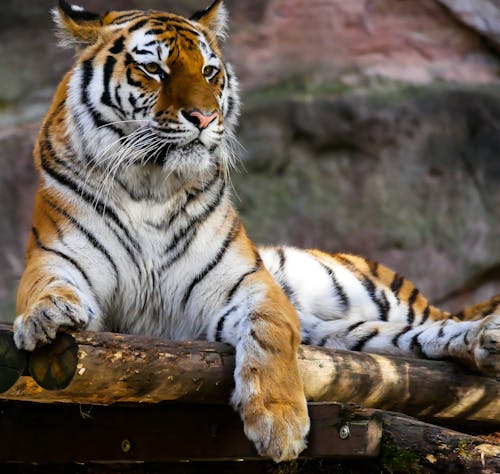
top-left (227, 0), bottom-right (499, 89)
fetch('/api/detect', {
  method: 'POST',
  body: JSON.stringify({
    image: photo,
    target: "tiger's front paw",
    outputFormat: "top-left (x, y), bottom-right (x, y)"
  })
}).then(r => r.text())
top-left (471, 315), bottom-right (500, 377)
top-left (14, 292), bottom-right (89, 351)
top-left (241, 397), bottom-right (310, 462)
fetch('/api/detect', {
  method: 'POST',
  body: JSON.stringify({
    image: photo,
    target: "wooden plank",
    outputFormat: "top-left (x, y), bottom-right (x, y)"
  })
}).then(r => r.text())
top-left (0, 401), bottom-right (380, 462)
top-left (1, 325), bottom-right (498, 426)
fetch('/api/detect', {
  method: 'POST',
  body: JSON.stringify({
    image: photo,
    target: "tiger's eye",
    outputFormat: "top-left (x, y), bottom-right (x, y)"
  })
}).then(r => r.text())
top-left (144, 63), bottom-right (161, 75)
top-left (202, 65), bottom-right (218, 79)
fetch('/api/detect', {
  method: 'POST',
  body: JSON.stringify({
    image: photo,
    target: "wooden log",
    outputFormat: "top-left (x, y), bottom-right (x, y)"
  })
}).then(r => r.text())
top-left (0, 327), bottom-right (26, 392)
top-left (0, 401), bottom-right (381, 462)
top-left (352, 407), bottom-right (500, 473)
top-left (0, 326), bottom-right (499, 426)
top-left (28, 332), bottom-right (78, 390)
top-left (0, 399), bottom-right (497, 472)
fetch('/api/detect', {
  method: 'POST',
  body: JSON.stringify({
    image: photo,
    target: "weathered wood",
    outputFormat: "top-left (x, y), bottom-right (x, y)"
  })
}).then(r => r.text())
top-left (0, 327), bottom-right (26, 392)
top-left (28, 332), bottom-right (78, 390)
top-left (0, 399), bottom-right (497, 472)
top-left (353, 407), bottom-right (500, 473)
top-left (0, 326), bottom-right (499, 426)
top-left (0, 401), bottom-right (381, 462)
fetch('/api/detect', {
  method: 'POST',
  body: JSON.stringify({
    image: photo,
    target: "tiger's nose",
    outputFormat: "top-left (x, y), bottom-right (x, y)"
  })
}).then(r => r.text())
top-left (181, 109), bottom-right (218, 130)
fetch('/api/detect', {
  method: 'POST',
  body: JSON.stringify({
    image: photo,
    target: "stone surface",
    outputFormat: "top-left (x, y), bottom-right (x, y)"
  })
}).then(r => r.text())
top-left (0, 0), bottom-right (499, 321)
top-left (437, 0), bottom-right (500, 50)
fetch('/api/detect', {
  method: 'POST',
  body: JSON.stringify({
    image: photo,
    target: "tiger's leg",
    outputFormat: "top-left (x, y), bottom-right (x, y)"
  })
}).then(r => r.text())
top-left (14, 213), bottom-right (103, 351)
top-left (304, 312), bottom-right (499, 376)
top-left (260, 246), bottom-right (499, 377)
top-left (14, 260), bottom-right (101, 351)
top-left (206, 267), bottom-right (309, 462)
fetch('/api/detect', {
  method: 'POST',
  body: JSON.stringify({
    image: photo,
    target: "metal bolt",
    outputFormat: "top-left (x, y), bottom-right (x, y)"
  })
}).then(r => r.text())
top-left (121, 439), bottom-right (132, 453)
top-left (339, 424), bottom-right (350, 440)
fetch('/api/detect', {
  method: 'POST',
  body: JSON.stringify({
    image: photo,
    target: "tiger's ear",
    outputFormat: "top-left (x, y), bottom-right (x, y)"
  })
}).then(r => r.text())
top-left (190, 0), bottom-right (228, 40)
top-left (52, 0), bottom-right (103, 48)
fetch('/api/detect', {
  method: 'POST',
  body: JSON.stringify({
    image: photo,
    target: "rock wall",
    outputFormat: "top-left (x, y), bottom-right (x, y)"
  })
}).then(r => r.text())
top-left (0, 0), bottom-right (499, 320)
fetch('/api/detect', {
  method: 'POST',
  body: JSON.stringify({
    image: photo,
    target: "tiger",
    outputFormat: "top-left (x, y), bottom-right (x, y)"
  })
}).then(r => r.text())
top-left (13, 0), bottom-right (499, 462)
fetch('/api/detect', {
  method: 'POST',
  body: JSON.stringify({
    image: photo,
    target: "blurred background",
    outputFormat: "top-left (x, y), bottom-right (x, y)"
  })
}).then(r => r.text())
top-left (0, 0), bottom-right (499, 321)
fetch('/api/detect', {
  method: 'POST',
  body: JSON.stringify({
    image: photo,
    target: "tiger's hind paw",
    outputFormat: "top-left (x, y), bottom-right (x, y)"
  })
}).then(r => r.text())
top-left (14, 292), bottom-right (89, 351)
top-left (472, 315), bottom-right (500, 377)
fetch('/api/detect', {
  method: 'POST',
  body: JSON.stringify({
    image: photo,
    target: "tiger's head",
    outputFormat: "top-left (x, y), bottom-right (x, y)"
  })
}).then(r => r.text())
top-left (54, 0), bottom-right (239, 181)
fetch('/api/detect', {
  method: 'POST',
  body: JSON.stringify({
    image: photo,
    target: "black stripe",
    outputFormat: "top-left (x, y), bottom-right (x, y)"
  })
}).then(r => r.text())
top-left (152, 171), bottom-right (221, 231)
top-left (128, 19), bottom-right (149, 33)
top-left (43, 210), bottom-right (65, 241)
top-left (226, 96), bottom-right (235, 118)
top-left (276, 247), bottom-right (295, 301)
top-left (32, 227), bottom-right (92, 288)
top-left (390, 273), bottom-right (405, 297)
top-left (250, 329), bottom-right (280, 354)
top-left (101, 56), bottom-right (118, 109)
top-left (410, 332), bottom-right (428, 359)
top-left (126, 65), bottom-right (144, 88)
top-left (81, 59), bottom-right (123, 137)
top-left (437, 321), bottom-right (447, 338)
top-left (361, 275), bottom-right (389, 321)
top-left (161, 179), bottom-right (225, 256)
top-left (317, 336), bottom-right (329, 347)
top-left (351, 329), bottom-right (379, 352)
top-left (132, 47), bottom-right (154, 55)
top-left (215, 317), bottom-right (226, 342)
top-left (391, 325), bottom-right (412, 347)
top-left (444, 332), bottom-right (463, 353)
top-left (481, 304), bottom-right (496, 317)
top-left (110, 12), bottom-right (144, 25)
top-left (109, 36), bottom-right (125, 54)
top-left (44, 199), bottom-right (119, 287)
top-left (226, 265), bottom-right (260, 304)
top-left (277, 247), bottom-right (286, 269)
top-left (319, 262), bottom-right (349, 311)
top-left (336, 255), bottom-right (389, 319)
top-left (346, 321), bottom-right (365, 333)
top-left (421, 305), bottom-right (430, 323)
top-left (145, 28), bottom-right (165, 36)
top-left (367, 259), bottom-right (379, 278)
top-left (407, 288), bottom-right (419, 325)
top-left (114, 84), bottom-right (124, 112)
top-left (214, 305), bottom-right (238, 342)
top-left (160, 227), bottom-right (197, 272)
top-left (181, 218), bottom-right (241, 308)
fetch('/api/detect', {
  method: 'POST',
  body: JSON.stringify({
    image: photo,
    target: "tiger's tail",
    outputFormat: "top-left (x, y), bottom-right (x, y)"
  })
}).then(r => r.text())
top-left (454, 295), bottom-right (500, 321)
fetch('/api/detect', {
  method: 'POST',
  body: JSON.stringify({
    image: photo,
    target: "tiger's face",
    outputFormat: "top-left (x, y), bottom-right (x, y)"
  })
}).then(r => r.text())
top-left (56, 0), bottom-right (239, 180)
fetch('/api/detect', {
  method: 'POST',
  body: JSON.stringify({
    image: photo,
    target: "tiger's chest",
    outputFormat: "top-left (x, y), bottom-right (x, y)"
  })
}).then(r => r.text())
top-left (103, 192), bottom-right (233, 340)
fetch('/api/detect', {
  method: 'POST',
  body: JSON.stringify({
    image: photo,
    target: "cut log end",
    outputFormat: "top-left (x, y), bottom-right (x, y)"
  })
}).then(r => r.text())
top-left (0, 330), bottom-right (27, 393)
top-left (28, 332), bottom-right (78, 390)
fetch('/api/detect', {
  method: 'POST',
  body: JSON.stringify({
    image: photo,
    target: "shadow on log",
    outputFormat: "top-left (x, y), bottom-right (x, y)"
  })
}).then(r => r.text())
top-left (0, 324), bottom-right (498, 428)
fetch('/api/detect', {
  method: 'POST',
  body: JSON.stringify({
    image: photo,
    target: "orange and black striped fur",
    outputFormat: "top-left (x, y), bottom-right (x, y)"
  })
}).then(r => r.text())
top-left (14, 0), bottom-right (500, 462)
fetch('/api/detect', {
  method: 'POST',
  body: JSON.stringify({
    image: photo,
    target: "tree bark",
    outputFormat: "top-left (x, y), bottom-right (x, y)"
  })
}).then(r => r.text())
top-left (353, 406), bottom-right (500, 473)
top-left (1, 326), bottom-right (499, 427)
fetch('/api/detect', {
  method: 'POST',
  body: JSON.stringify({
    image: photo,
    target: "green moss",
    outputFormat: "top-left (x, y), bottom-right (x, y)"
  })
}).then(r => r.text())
top-left (0, 98), bottom-right (15, 111)
top-left (245, 75), bottom-right (357, 105)
top-left (379, 443), bottom-right (420, 474)
top-left (245, 76), bottom-right (500, 109)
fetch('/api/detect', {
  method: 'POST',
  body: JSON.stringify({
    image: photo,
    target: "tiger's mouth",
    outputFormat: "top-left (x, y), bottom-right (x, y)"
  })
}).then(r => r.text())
top-left (148, 138), bottom-right (215, 167)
